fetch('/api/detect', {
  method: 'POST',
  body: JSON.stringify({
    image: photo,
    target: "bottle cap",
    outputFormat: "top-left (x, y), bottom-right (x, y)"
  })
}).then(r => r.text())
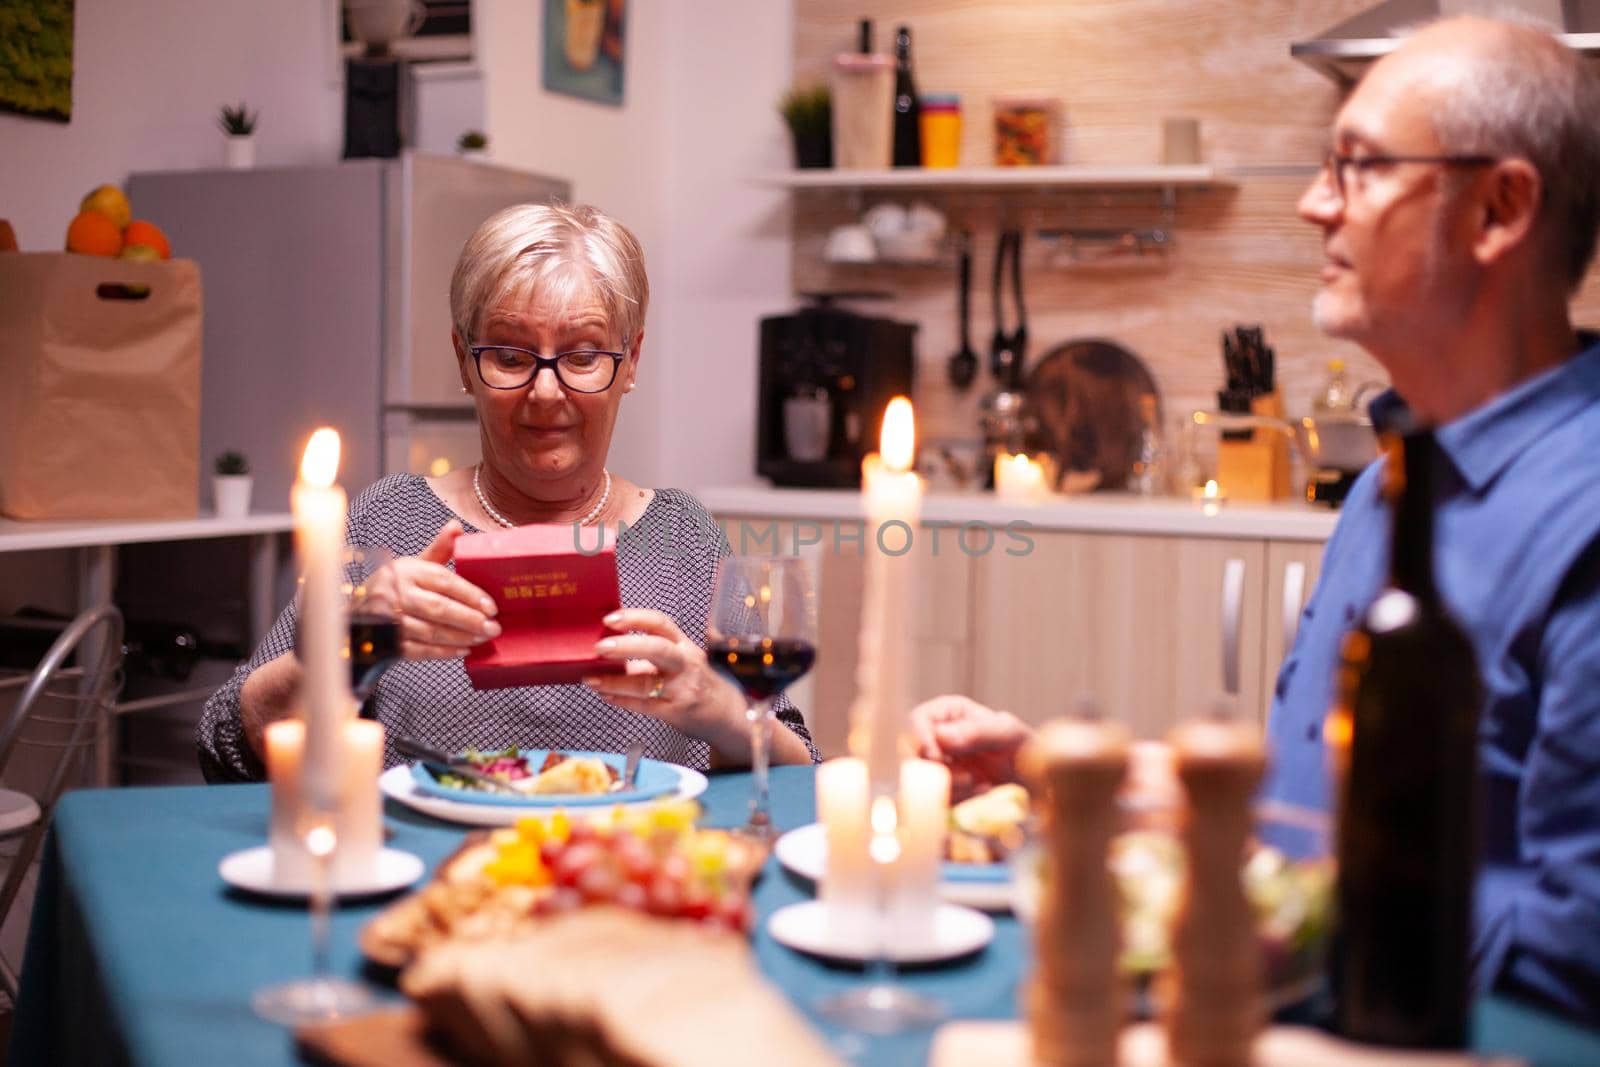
top-left (922, 93), bottom-right (960, 111)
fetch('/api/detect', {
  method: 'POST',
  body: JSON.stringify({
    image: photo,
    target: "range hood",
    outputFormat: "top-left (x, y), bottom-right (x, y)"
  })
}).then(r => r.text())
top-left (1291, 0), bottom-right (1600, 84)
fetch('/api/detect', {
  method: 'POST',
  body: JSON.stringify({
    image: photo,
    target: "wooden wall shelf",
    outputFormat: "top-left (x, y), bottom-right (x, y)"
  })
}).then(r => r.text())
top-left (759, 164), bottom-right (1233, 193)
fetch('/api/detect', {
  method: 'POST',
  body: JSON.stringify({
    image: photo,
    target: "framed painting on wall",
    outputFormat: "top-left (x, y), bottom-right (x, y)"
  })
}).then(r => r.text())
top-left (0, 0), bottom-right (75, 122)
top-left (542, 0), bottom-right (625, 106)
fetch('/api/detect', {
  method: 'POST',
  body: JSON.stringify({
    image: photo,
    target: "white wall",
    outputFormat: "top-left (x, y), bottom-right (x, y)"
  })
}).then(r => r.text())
top-left (0, 0), bottom-right (344, 252)
top-left (0, 0), bottom-right (791, 492)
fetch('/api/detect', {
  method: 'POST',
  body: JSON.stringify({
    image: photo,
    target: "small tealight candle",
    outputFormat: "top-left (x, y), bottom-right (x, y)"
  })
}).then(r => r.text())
top-left (1193, 478), bottom-right (1227, 516)
top-left (995, 451), bottom-right (1048, 502)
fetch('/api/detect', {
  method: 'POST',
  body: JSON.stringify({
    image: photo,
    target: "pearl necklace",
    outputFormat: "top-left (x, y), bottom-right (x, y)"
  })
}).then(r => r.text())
top-left (473, 464), bottom-right (611, 529)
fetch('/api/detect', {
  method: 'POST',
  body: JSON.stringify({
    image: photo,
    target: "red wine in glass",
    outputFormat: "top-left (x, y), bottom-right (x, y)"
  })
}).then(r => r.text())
top-left (706, 636), bottom-right (816, 701)
top-left (706, 556), bottom-right (818, 840)
top-left (349, 613), bottom-right (401, 715)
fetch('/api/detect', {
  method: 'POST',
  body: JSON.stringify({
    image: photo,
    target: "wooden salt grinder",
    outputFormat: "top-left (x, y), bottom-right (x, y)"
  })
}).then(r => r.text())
top-left (1164, 717), bottom-right (1267, 1067)
top-left (1018, 718), bottom-right (1131, 1067)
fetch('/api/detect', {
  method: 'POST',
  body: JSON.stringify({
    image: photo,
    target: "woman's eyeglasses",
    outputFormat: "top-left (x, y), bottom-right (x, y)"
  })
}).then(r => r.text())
top-left (468, 339), bottom-right (629, 393)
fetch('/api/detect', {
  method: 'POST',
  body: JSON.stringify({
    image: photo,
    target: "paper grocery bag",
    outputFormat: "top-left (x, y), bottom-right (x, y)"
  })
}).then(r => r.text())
top-left (0, 253), bottom-right (202, 519)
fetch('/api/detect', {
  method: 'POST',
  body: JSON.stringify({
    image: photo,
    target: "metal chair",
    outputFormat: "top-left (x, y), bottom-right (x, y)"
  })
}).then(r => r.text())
top-left (0, 604), bottom-right (124, 998)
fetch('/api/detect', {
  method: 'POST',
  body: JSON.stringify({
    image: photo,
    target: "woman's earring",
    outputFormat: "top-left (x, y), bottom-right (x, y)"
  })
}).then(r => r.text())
top-left (461, 385), bottom-right (470, 394)
top-left (625, 383), bottom-right (635, 393)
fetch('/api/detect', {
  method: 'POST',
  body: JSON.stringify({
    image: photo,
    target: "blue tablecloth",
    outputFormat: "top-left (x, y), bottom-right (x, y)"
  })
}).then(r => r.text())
top-left (9, 766), bottom-right (1600, 1067)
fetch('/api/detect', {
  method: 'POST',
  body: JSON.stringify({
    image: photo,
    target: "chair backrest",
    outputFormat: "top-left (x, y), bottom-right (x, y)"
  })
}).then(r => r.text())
top-left (0, 605), bottom-right (124, 806)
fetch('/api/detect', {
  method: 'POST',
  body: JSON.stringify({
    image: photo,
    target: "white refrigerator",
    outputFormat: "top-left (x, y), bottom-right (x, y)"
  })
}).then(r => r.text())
top-left (129, 153), bottom-right (571, 508)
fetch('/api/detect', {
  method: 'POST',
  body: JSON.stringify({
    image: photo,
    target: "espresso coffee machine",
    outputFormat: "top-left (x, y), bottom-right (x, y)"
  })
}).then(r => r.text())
top-left (756, 299), bottom-right (917, 487)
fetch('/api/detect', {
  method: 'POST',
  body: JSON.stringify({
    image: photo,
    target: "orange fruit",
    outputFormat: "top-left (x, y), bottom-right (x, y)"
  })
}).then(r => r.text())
top-left (122, 220), bottom-right (171, 259)
top-left (65, 210), bottom-right (123, 256)
top-left (80, 185), bottom-right (132, 230)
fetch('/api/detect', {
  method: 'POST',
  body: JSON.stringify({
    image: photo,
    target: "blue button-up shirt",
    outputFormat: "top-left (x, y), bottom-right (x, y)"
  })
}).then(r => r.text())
top-left (1262, 337), bottom-right (1600, 1021)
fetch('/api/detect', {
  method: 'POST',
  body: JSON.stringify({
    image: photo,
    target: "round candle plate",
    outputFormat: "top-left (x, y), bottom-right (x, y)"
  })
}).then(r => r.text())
top-left (774, 822), bottom-right (1015, 911)
top-left (379, 762), bottom-right (708, 827)
top-left (218, 846), bottom-right (425, 899)
top-left (767, 900), bottom-right (994, 964)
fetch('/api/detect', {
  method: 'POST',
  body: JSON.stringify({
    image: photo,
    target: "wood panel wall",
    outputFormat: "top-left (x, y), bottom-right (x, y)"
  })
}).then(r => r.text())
top-left (790, 0), bottom-right (1600, 457)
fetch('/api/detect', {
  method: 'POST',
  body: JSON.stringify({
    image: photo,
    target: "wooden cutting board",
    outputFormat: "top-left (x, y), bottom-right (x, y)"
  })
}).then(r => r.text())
top-left (1025, 338), bottom-right (1160, 492)
top-left (297, 1008), bottom-right (455, 1067)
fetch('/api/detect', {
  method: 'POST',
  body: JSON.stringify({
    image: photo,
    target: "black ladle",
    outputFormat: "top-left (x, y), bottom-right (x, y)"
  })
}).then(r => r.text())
top-left (990, 229), bottom-right (1028, 388)
top-left (947, 233), bottom-right (979, 389)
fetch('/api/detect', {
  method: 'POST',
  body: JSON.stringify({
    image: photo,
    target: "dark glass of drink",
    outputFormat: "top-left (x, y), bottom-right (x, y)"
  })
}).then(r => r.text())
top-left (706, 557), bottom-right (818, 839)
top-left (341, 546), bottom-right (401, 719)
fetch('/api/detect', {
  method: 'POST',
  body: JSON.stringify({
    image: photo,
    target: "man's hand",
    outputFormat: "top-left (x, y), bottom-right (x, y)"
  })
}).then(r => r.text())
top-left (910, 694), bottom-right (1034, 799)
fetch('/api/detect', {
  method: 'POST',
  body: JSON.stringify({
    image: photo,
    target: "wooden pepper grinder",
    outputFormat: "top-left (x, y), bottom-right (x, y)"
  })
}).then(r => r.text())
top-left (1018, 717), bottom-right (1130, 1067)
top-left (1164, 717), bottom-right (1267, 1067)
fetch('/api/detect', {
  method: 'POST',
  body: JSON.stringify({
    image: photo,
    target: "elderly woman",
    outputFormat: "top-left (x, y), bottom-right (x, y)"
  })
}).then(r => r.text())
top-left (198, 203), bottom-right (817, 781)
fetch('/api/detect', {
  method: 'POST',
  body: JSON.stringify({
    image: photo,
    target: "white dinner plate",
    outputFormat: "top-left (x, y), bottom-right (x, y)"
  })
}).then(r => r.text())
top-left (767, 900), bottom-right (995, 964)
top-left (774, 822), bottom-right (1016, 912)
top-left (379, 761), bottom-right (709, 826)
top-left (218, 846), bottom-right (425, 899)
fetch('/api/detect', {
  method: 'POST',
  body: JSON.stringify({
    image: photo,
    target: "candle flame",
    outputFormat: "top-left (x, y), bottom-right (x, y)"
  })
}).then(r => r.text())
top-left (879, 396), bottom-right (915, 473)
top-left (300, 428), bottom-right (342, 488)
top-left (1011, 452), bottom-right (1032, 471)
top-left (1203, 479), bottom-right (1219, 498)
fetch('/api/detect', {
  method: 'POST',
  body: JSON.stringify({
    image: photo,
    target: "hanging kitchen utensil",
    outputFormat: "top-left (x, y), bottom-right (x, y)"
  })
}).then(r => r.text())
top-left (989, 228), bottom-right (1028, 388)
top-left (947, 233), bottom-right (979, 390)
top-left (1024, 338), bottom-right (1160, 491)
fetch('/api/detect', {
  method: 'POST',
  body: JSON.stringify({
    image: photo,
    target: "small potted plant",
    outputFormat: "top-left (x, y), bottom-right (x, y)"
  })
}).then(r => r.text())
top-left (217, 103), bottom-right (259, 170)
top-left (213, 451), bottom-right (252, 518)
top-left (456, 130), bottom-right (489, 161)
top-left (779, 84), bottom-right (832, 169)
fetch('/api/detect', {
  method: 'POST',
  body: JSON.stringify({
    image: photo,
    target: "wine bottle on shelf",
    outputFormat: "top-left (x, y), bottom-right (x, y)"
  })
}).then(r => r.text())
top-left (1327, 427), bottom-right (1481, 1049)
top-left (891, 25), bottom-right (921, 167)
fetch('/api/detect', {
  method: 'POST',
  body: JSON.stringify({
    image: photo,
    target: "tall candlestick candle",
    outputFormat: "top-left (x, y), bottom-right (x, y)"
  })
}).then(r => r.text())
top-left (850, 397), bottom-right (923, 789)
top-left (292, 427), bottom-right (349, 812)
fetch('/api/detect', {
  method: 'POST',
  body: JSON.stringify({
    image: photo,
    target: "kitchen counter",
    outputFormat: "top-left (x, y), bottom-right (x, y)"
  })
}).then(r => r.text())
top-left (697, 487), bottom-right (1340, 542)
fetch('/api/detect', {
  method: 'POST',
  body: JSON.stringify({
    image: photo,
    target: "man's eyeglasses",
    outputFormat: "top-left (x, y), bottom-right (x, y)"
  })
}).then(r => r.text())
top-left (468, 339), bottom-right (629, 393)
top-left (1320, 150), bottom-right (1499, 200)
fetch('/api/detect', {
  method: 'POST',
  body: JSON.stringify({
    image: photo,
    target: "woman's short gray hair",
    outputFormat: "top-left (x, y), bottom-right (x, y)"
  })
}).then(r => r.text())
top-left (450, 203), bottom-right (650, 346)
top-left (1424, 16), bottom-right (1600, 289)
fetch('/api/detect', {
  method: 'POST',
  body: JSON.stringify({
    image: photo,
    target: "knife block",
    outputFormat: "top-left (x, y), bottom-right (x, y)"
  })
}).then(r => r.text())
top-left (1217, 392), bottom-right (1292, 502)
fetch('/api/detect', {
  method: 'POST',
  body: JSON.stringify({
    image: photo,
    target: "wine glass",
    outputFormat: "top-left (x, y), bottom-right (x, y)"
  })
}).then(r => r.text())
top-left (252, 810), bottom-right (374, 1025)
top-left (706, 556), bottom-right (818, 841)
top-left (342, 545), bottom-right (401, 718)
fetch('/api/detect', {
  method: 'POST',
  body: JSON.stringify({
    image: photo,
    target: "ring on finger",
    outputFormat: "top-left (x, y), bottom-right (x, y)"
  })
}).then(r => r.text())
top-left (648, 677), bottom-right (667, 700)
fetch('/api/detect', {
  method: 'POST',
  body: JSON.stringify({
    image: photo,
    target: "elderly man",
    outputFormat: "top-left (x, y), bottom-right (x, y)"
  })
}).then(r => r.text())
top-left (913, 16), bottom-right (1600, 1020)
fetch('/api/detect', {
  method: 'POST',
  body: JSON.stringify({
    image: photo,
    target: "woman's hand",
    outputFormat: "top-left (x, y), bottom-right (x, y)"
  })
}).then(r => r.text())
top-left (583, 608), bottom-right (809, 766)
top-left (370, 521), bottom-right (502, 660)
top-left (910, 694), bottom-right (1034, 800)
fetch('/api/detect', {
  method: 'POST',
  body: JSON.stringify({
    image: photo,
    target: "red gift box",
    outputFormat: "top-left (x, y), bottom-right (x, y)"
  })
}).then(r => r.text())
top-left (453, 524), bottom-right (627, 688)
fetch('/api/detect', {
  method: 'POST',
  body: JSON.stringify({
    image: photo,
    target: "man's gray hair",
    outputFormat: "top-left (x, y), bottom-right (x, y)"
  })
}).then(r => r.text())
top-left (1425, 17), bottom-right (1600, 289)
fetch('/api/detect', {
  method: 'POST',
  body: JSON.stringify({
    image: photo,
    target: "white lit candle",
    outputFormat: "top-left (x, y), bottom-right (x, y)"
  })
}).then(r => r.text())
top-left (291, 427), bottom-right (349, 811)
top-left (817, 756), bottom-right (873, 942)
top-left (994, 451), bottom-right (1047, 501)
top-left (893, 757), bottom-right (951, 944)
top-left (267, 716), bottom-right (385, 885)
top-left (266, 718), bottom-right (310, 885)
top-left (336, 718), bottom-right (384, 881)
top-left (850, 397), bottom-right (923, 790)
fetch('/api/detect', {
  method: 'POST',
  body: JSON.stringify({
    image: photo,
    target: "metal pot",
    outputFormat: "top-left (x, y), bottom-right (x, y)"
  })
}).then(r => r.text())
top-left (1297, 412), bottom-right (1377, 473)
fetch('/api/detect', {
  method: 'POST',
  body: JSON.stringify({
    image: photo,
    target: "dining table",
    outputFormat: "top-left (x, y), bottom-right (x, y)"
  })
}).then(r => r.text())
top-left (10, 764), bottom-right (1600, 1067)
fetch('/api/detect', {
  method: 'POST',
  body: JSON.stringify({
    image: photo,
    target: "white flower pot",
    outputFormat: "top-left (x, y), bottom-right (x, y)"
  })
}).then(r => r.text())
top-left (224, 135), bottom-right (256, 170)
top-left (213, 475), bottom-right (253, 518)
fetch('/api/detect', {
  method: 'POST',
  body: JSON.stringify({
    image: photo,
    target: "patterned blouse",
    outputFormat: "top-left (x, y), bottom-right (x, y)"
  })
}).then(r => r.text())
top-left (196, 475), bottom-right (817, 782)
